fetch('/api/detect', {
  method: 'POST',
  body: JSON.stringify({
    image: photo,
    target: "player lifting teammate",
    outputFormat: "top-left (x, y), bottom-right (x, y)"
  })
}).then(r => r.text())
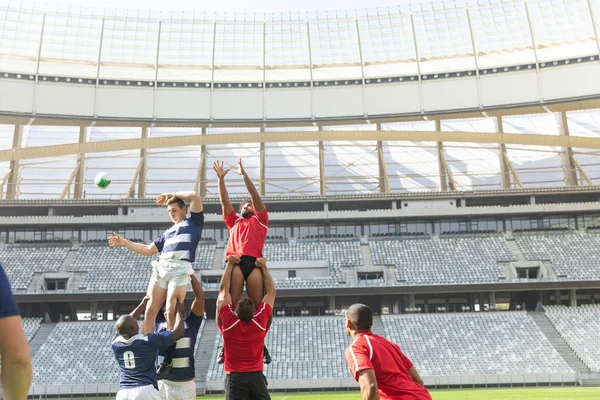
top-left (108, 191), bottom-right (204, 378)
top-left (112, 298), bottom-right (185, 400)
top-left (213, 158), bottom-right (272, 364)
top-left (217, 256), bottom-right (276, 400)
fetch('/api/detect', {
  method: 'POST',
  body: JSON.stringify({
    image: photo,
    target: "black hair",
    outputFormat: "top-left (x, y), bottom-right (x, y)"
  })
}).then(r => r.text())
top-left (346, 303), bottom-right (373, 331)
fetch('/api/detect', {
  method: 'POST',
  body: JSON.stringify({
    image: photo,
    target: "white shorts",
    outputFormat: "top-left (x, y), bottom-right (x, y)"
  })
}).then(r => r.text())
top-left (116, 385), bottom-right (164, 400)
top-left (151, 259), bottom-right (194, 290)
top-left (158, 379), bottom-right (196, 400)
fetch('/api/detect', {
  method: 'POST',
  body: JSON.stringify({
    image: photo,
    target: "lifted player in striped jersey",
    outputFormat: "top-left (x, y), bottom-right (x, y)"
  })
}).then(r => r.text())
top-left (154, 274), bottom-right (205, 400)
top-left (112, 298), bottom-right (185, 400)
top-left (108, 191), bottom-right (204, 378)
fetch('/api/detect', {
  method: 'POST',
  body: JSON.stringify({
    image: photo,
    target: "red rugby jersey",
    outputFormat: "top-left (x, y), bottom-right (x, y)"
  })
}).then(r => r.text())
top-left (345, 331), bottom-right (432, 400)
top-left (218, 302), bottom-right (272, 373)
top-left (224, 208), bottom-right (268, 259)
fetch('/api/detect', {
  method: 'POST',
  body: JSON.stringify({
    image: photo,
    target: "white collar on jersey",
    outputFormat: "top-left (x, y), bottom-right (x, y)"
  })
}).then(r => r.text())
top-left (112, 334), bottom-right (147, 345)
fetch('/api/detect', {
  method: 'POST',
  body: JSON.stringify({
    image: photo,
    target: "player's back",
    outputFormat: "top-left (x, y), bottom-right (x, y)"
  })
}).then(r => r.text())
top-left (219, 302), bottom-right (272, 372)
top-left (348, 332), bottom-right (431, 400)
top-left (112, 332), bottom-right (174, 389)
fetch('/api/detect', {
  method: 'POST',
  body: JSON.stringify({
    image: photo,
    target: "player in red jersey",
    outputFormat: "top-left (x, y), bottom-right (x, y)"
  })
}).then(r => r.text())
top-left (213, 158), bottom-right (271, 364)
top-left (217, 256), bottom-right (275, 400)
top-left (344, 304), bottom-right (432, 400)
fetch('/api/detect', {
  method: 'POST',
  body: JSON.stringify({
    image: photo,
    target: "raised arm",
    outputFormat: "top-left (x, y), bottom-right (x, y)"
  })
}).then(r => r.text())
top-left (216, 255), bottom-right (237, 326)
top-left (255, 258), bottom-right (275, 308)
top-left (156, 191), bottom-right (203, 213)
top-left (213, 161), bottom-right (235, 218)
top-left (190, 275), bottom-right (205, 316)
top-left (107, 232), bottom-right (159, 256)
top-left (129, 296), bottom-right (150, 320)
top-left (235, 158), bottom-right (266, 212)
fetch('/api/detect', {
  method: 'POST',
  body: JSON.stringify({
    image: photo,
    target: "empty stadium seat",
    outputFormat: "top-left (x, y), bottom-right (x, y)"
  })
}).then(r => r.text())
top-left (382, 312), bottom-right (573, 376)
top-left (370, 237), bottom-right (514, 285)
top-left (1, 246), bottom-right (70, 290)
top-left (545, 305), bottom-right (600, 372)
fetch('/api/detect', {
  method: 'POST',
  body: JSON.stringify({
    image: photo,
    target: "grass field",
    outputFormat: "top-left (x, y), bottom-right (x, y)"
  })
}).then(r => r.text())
top-left (196, 387), bottom-right (600, 399)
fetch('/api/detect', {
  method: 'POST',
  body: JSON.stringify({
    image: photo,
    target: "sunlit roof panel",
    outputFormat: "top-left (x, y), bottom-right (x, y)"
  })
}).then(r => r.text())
top-left (502, 114), bottom-right (560, 136)
top-left (506, 145), bottom-right (565, 187)
top-left (566, 109), bottom-right (600, 137)
top-left (323, 141), bottom-right (379, 195)
top-left (205, 143), bottom-right (261, 197)
top-left (264, 142), bottom-right (320, 196)
top-left (0, 6), bottom-right (44, 73)
top-left (384, 142), bottom-right (440, 192)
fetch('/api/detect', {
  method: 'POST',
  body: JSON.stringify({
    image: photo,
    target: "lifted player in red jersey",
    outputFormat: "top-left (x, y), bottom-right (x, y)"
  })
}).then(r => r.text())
top-left (213, 158), bottom-right (272, 365)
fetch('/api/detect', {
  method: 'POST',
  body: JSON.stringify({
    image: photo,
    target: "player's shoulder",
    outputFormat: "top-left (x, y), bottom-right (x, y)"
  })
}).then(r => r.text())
top-left (111, 334), bottom-right (148, 346)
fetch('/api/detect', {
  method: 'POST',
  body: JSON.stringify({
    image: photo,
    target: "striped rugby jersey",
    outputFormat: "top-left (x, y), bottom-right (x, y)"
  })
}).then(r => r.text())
top-left (153, 212), bottom-right (204, 263)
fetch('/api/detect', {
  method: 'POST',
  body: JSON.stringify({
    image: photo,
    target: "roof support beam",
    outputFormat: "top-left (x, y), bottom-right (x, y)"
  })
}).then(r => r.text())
top-left (73, 126), bottom-right (87, 199)
top-left (137, 127), bottom-right (149, 199)
top-left (376, 124), bottom-right (389, 193)
top-left (6, 125), bottom-right (24, 200)
top-left (195, 128), bottom-right (207, 197)
top-left (495, 117), bottom-right (512, 189)
top-left (60, 162), bottom-right (81, 200)
top-left (319, 128), bottom-right (326, 196)
top-left (1, 129), bottom-right (600, 163)
top-left (502, 151), bottom-right (524, 189)
top-left (128, 157), bottom-right (145, 199)
top-left (435, 120), bottom-right (456, 191)
top-left (558, 111), bottom-right (581, 187)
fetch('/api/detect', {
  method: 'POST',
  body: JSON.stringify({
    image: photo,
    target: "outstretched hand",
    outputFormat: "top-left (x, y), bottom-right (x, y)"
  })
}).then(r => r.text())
top-left (108, 232), bottom-right (125, 247)
top-left (234, 157), bottom-right (247, 177)
top-left (213, 160), bottom-right (231, 180)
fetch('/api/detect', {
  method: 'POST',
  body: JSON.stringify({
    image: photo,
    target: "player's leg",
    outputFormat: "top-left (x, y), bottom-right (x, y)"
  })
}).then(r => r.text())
top-left (217, 265), bottom-right (244, 364)
top-left (230, 265), bottom-right (245, 307)
top-left (225, 373), bottom-right (252, 400)
top-left (165, 281), bottom-right (189, 330)
top-left (249, 372), bottom-right (271, 400)
top-left (245, 267), bottom-right (272, 365)
top-left (142, 280), bottom-right (167, 335)
top-left (245, 267), bottom-right (264, 306)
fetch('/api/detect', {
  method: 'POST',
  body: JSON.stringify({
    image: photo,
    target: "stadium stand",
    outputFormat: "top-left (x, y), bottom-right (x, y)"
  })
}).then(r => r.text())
top-left (382, 312), bottom-right (573, 376)
top-left (545, 305), bottom-right (600, 372)
top-left (206, 316), bottom-right (350, 383)
top-left (23, 317), bottom-right (42, 342)
top-left (1, 245), bottom-right (70, 290)
top-left (70, 243), bottom-right (216, 291)
top-left (263, 240), bottom-right (362, 283)
top-left (515, 233), bottom-right (600, 280)
top-left (32, 321), bottom-right (119, 385)
top-left (370, 236), bottom-right (515, 285)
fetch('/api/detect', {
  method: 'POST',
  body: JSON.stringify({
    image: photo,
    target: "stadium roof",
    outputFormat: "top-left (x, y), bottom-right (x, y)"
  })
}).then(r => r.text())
top-left (0, 0), bottom-right (599, 199)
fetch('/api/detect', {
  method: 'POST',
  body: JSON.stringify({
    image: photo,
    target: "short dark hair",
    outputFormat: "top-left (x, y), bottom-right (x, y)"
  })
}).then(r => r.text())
top-left (167, 197), bottom-right (186, 209)
top-left (346, 303), bottom-right (373, 331)
top-left (236, 297), bottom-right (256, 322)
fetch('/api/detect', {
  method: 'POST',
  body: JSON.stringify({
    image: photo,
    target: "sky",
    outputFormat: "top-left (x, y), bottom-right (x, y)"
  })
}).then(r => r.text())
top-left (16, 0), bottom-right (413, 13)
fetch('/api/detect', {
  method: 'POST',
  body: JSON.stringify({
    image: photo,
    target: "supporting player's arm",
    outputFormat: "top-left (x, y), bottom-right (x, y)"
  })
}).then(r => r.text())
top-left (213, 161), bottom-right (235, 217)
top-left (0, 316), bottom-right (32, 400)
top-left (408, 366), bottom-right (424, 386)
top-left (190, 274), bottom-right (205, 316)
top-left (357, 369), bottom-right (380, 400)
top-left (235, 157), bottom-right (266, 212)
top-left (129, 296), bottom-right (150, 320)
top-left (107, 232), bottom-right (159, 257)
top-left (156, 191), bottom-right (203, 213)
top-left (255, 258), bottom-right (276, 308)
top-left (216, 256), bottom-right (237, 325)
top-left (171, 301), bottom-right (186, 342)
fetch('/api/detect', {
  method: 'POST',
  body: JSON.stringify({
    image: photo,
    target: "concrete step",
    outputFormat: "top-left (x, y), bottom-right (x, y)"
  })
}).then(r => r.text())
top-left (195, 320), bottom-right (220, 385)
top-left (506, 239), bottom-right (526, 261)
top-left (29, 323), bottom-right (58, 358)
top-left (360, 244), bottom-right (374, 267)
top-left (529, 311), bottom-right (590, 373)
top-left (212, 248), bottom-right (225, 270)
top-left (61, 249), bottom-right (80, 272)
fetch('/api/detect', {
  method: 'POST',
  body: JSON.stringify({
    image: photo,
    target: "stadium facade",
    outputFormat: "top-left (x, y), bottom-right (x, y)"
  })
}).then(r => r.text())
top-left (1, 0), bottom-right (600, 396)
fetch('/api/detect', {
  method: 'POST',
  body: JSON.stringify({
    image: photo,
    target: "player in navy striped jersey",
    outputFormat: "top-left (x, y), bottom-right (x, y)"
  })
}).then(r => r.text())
top-left (154, 274), bottom-right (205, 400)
top-left (112, 298), bottom-right (185, 400)
top-left (108, 191), bottom-right (204, 377)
